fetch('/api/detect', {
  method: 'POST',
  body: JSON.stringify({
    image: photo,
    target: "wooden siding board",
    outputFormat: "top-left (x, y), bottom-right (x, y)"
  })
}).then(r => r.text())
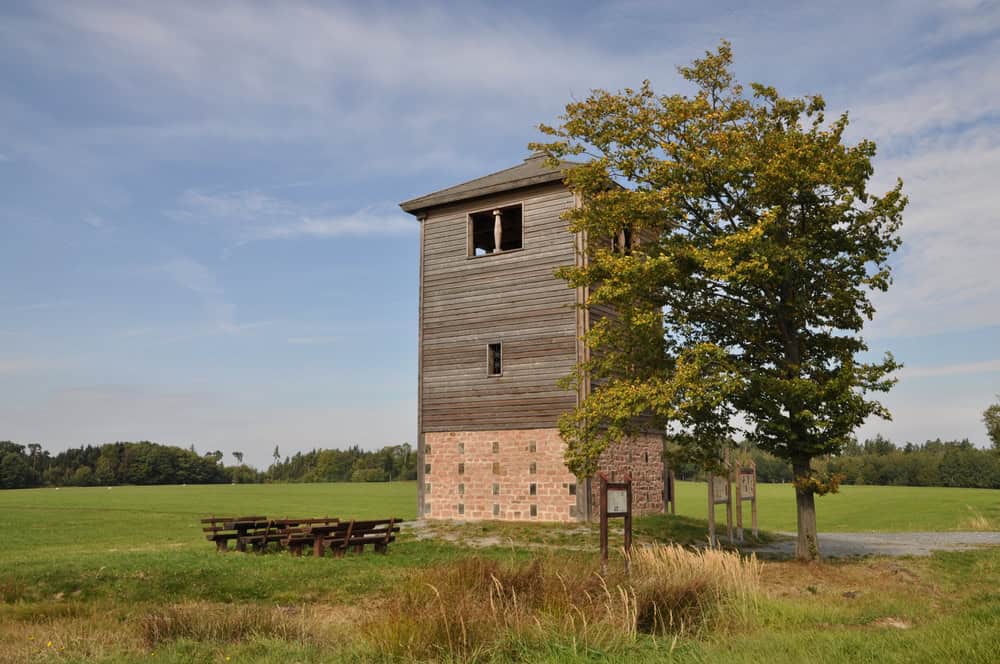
top-left (420, 183), bottom-right (578, 431)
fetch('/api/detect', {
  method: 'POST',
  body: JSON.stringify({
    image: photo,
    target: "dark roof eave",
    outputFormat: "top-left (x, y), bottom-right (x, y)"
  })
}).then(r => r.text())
top-left (399, 170), bottom-right (569, 216)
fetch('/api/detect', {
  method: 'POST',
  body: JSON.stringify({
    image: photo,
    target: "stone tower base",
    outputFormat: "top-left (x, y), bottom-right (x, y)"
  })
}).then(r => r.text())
top-left (421, 429), bottom-right (664, 522)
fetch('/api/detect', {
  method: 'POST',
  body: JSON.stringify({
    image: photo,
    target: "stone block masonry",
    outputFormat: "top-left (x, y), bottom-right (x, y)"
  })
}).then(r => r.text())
top-left (422, 428), bottom-right (664, 522)
top-left (590, 433), bottom-right (665, 516)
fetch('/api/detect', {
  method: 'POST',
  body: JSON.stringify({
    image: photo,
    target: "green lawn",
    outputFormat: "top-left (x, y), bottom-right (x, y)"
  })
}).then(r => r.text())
top-left (0, 481), bottom-right (998, 663)
top-left (0, 482), bottom-right (417, 559)
top-left (673, 481), bottom-right (1000, 532)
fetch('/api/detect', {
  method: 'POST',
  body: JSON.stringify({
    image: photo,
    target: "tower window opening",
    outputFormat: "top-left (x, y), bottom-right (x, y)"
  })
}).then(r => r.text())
top-left (469, 204), bottom-right (523, 256)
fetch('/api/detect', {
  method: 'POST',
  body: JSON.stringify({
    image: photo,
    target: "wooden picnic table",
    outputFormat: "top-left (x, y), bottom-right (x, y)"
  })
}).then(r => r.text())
top-left (201, 515), bottom-right (402, 556)
top-left (285, 518), bottom-right (401, 558)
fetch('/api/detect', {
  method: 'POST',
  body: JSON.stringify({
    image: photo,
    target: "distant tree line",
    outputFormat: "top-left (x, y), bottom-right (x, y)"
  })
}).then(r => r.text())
top-left (267, 444), bottom-right (417, 483)
top-left (0, 440), bottom-right (417, 489)
top-left (672, 435), bottom-right (1000, 489)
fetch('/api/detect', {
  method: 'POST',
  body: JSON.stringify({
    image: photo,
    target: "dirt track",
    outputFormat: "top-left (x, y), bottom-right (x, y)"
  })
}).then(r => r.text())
top-left (751, 531), bottom-right (1000, 557)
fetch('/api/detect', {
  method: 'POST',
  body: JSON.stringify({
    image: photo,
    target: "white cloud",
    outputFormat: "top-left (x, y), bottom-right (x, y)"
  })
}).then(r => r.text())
top-left (82, 213), bottom-right (107, 229)
top-left (153, 256), bottom-right (265, 335)
top-left (287, 335), bottom-right (338, 345)
top-left (170, 190), bottom-right (415, 242)
top-left (0, 357), bottom-right (60, 375)
top-left (157, 256), bottom-right (223, 297)
top-left (900, 359), bottom-right (1000, 379)
top-left (170, 189), bottom-right (293, 223)
top-left (249, 208), bottom-right (415, 241)
top-left (867, 126), bottom-right (1000, 337)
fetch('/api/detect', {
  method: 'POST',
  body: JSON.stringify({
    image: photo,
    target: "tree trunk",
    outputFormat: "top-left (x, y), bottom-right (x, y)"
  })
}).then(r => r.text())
top-left (793, 459), bottom-right (820, 561)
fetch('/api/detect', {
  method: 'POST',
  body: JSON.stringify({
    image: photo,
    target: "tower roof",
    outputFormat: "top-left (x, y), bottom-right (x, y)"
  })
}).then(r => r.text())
top-left (399, 154), bottom-right (579, 215)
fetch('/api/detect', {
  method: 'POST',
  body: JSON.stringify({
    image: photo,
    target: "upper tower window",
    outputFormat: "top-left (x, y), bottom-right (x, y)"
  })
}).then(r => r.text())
top-left (469, 204), bottom-right (523, 256)
top-left (612, 227), bottom-right (634, 254)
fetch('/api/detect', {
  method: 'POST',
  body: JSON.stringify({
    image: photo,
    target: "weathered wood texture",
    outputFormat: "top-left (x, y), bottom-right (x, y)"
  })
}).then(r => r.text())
top-left (420, 183), bottom-right (578, 431)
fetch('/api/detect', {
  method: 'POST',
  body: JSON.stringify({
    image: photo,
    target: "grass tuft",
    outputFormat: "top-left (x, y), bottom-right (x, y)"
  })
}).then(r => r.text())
top-left (362, 544), bottom-right (762, 661)
top-left (629, 544), bottom-right (762, 636)
top-left (140, 603), bottom-right (318, 647)
top-left (960, 506), bottom-right (997, 531)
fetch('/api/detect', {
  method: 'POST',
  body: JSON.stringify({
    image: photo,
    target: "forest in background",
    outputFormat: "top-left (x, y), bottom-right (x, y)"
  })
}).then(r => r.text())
top-left (2, 436), bottom-right (998, 490)
top-left (0, 440), bottom-right (416, 489)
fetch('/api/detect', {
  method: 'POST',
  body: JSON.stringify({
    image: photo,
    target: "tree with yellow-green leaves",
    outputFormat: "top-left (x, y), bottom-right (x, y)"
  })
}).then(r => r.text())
top-left (985, 397), bottom-right (1000, 452)
top-left (532, 42), bottom-right (906, 561)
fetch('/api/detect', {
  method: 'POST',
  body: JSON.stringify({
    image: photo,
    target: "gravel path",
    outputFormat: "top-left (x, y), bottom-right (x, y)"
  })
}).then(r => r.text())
top-left (751, 531), bottom-right (1000, 558)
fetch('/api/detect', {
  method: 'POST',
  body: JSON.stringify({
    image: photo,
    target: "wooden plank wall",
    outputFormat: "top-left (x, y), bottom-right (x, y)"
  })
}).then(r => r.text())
top-left (420, 183), bottom-right (578, 431)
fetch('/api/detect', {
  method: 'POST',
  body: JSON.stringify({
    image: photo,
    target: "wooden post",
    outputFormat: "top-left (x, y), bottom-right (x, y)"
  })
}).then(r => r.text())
top-left (736, 474), bottom-right (744, 543)
top-left (493, 209), bottom-right (502, 253)
top-left (669, 470), bottom-right (676, 515)
top-left (707, 474), bottom-right (716, 547)
top-left (708, 468), bottom-right (733, 547)
top-left (599, 474), bottom-right (609, 570)
top-left (624, 476), bottom-right (633, 554)
top-left (725, 463), bottom-right (734, 546)
top-left (599, 472), bottom-right (632, 573)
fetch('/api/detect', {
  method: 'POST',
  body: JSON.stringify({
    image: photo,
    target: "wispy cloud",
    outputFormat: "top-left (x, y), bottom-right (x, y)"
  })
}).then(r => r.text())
top-left (153, 256), bottom-right (264, 335)
top-left (0, 356), bottom-right (63, 375)
top-left (82, 213), bottom-right (108, 229)
top-left (170, 189), bottom-right (293, 223)
top-left (170, 190), bottom-right (415, 242)
top-left (10, 299), bottom-right (78, 313)
top-left (901, 359), bottom-right (1000, 379)
top-left (287, 335), bottom-right (337, 345)
top-left (249, 207), bottom-right (415, 241)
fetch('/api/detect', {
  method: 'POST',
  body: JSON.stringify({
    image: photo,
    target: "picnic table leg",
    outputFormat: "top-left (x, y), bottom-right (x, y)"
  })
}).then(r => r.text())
top-left (236, 528), bottom-right (248, 553)
top-left (216, 538), bottom-right (228, 553)
top-left (313, 538), bottom-right (325, 558)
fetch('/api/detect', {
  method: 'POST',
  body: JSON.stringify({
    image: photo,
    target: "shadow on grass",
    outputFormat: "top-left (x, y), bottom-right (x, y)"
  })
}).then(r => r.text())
top-left (635, 513), bottom-right (779, 550)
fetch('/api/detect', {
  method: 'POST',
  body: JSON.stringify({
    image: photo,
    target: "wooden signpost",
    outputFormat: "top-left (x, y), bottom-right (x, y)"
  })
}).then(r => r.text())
top-left (707, 466), bottom-right (733, 547)
top-left (599, 472), bottom-right (632, 571)
top-left (664, 467), bottom-right (676, 515)
top-left (735, 461), bottom-right (758, 541)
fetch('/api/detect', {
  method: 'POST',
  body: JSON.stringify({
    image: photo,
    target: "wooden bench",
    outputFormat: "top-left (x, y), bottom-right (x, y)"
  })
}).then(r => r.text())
top-left (201, 515), bottom-right (267, 552)
top-left (238, 517), bottom-right (339, 554)
top-left (285, 518), bottom-right (401, 557)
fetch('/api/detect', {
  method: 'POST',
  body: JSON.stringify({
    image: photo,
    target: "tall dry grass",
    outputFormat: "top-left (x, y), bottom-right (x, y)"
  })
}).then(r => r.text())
top-left (628, 544), bottom-right (762, 635)
top-left (139, 603), bottom-right (324, 647)
top-left (362, 544), bottom-right (762, 661)
top-left (961, 506), bottom-right (997, 531)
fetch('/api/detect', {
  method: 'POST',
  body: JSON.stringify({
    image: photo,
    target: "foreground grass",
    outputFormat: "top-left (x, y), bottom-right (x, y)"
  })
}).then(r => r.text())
top-left (2, 547), bottom-right (998, 663)
top-left (1, 482), bottom-right (998, 662)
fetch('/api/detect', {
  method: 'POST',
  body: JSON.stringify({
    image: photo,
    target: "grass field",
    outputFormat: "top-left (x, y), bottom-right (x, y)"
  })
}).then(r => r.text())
top-left (1, 481), bottom-right (998, 663)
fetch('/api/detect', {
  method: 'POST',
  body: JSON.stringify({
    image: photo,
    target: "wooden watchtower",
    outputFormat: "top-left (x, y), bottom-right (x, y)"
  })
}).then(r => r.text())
top-left (400, 155), bottom-right (665, 522)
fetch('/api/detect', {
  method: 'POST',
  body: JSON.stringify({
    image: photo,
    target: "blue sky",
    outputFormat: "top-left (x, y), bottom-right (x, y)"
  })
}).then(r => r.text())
top-left (1, 1), bottom-right (998, 467)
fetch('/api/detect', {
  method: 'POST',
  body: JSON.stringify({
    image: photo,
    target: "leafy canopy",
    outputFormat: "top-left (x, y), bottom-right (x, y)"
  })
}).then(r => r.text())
top-left (532, 42), bottom-right (906, 478)
top-left (985, 397), bottom-right (1000, 452)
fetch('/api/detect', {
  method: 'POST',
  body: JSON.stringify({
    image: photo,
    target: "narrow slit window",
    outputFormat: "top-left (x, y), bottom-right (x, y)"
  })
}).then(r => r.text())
top-left (469, 204), bottom-right (523, 256)
top-left (487, 343), bottom-right (502, 376)
top-left (612, 227), bottom-right (634, 254)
